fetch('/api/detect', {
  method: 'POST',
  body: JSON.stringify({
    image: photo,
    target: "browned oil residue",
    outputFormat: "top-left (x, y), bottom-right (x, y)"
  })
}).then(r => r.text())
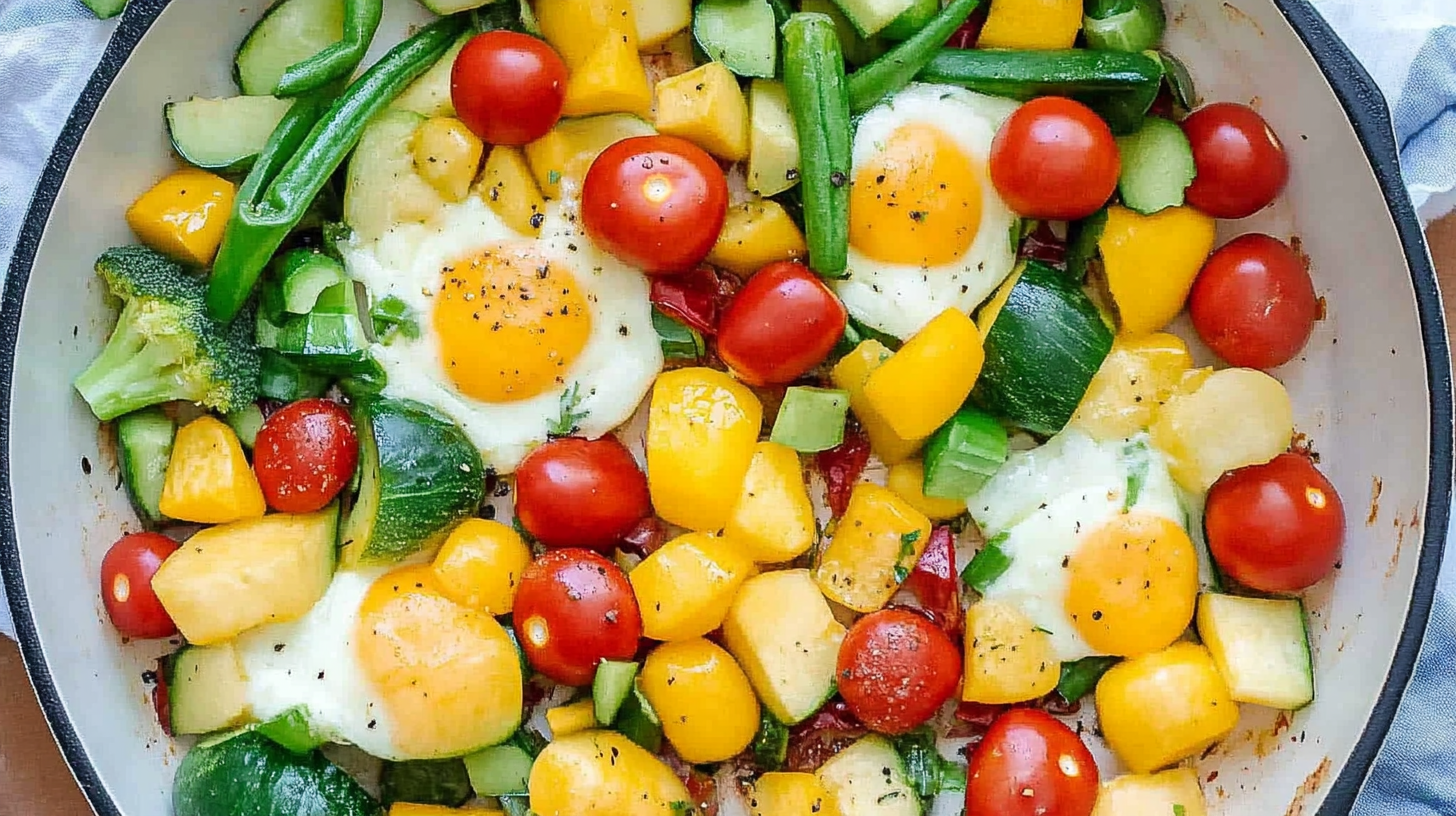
top-left (1315, 295), bottom-right (1328, 321)
top-left (1223, 2), bottom-right (1266, 36)
top-left (1368, 476), bottom-right (1383, 526)
top-left (1284, 756), bottom-right (1333, 816)
top-left (1387, 512), bottom-right (1407, 580)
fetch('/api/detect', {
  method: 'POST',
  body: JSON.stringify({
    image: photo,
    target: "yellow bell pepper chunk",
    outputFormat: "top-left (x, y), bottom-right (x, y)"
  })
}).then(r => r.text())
top-left (390, 805), bottom-right (504, 816)
top-left (724, 442), bottom-right (817, 563)
top-left (640, 638), bottom-right (760, 763)
top-left (1090, 769), bottom-right (1208, 816)
top-left (830, 340), bottom-right (923, 465)
top-left (125, 168), bottom-right (236, 266)
top-left (750, 772), bottom-right (840, 816)
top-left (886, 459), bottom-right (968, 521)
top-left (655, 62), bottom-right (751, 161)
top-left (536, 0), bottom-right (637, 67)
top-left (1099, 205), bottom-right (1218, 337)
top-left (432, 519), bottom-right (532, 614)
top-left (1095, 643), bottom-right (1240, 774)
top-left (978, 0), bottom-right (1083, 50)
top-left (961, 600), bottom-right (1061, 704)
top-left (561, 32), bottom-right (655, 119)
top-left (814, 483), bottom-right (932, 612)
top-left (630, 532), bottom-right (756, 641)
top-left (159, 415), bottom-right (266, 524)
top-left (1071, 333), bottom-right (1194, 441)
top-left (647, 367), bottom-right (763, 531)
top-left (863, 308), bottom-right (985, 441)
top-left (706, 200), bottom-right (808, 276)
top-left (530, 731), bottom-right (690, 816)
top-left (546, 699), bottom-right (599, 740)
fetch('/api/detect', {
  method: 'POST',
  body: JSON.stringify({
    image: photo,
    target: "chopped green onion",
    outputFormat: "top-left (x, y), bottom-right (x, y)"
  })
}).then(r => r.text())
top-left (961, 533), bottom-right (1012, 593)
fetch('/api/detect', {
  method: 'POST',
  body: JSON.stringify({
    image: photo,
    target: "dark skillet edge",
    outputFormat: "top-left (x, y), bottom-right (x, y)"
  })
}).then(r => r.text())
top-left (0, 1), bottom-right (173, 815)
top-left (0, 1), bottom-right (1450, 815)
top-left (1269, 1), bottom-right (1455, 814)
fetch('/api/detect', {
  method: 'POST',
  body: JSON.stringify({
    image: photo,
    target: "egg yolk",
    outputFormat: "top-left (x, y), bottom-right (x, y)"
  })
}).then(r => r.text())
top-left (356, 565), bottom-right (523, 758)
top-left (850, 124), bottom-right (982, 267)
top-left (432, 246), bottom-right (592, 403)
top-left (1065, 512), bottom-right (1199, 658)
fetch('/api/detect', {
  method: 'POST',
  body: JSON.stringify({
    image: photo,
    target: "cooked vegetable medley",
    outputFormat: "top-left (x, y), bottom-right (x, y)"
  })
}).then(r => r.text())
top-left (81, 1), bottom-right (1345, 815)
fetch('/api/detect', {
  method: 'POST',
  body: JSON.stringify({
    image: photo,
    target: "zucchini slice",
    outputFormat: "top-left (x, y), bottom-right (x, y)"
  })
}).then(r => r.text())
top-left (235, 0), bottom-right (346, 96)
top-left (166, 95), bottom-right (295, 173)
top-left (817, 735), bottom-right (921, 816)
top-left (166, 643), bottom-right (252, 736)
top-left (115, 407), bottom-right (176, 526)
top-left (1196, 593), bottom-right (1314, 710)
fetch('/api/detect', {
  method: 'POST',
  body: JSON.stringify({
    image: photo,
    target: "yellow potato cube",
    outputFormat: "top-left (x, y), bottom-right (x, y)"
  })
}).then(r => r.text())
top-left (535, 0), bottom-right (637, 68)
top-left (706, 200), bottom-right (808, 276)
top-left (1090, 769), bottom-right (1208, 816)
top-left (524, 113), bottom-right (657, 199)
top-left (724, 442), bottom-right (817, 563)
top-left (646, 367), bottom-right (763, 531)
top-left (640, 638), bottom-right (760, 763)
top-left (814, 483), bottom-right (932, 612)
top-left (630, 532), bottom-right (756, 641)
top-left (562, 32), bottom-right (654, 119)
top-left (655, 62), bottom-right (751, 161)
top-left (529, 732), bottom-right (689, 816)
top-left (125, 168), bottom-right (235, 266)
top-left (961, 600), bottom-right (1061, 704)
top-left (1072, 332), bottom-right (1194, 441)
top-left (1096, 643), bottom-right (1240, 774)
top-left (632, 0), bottom-right (692, 49)
top-left (1151, 367), bottom-right (1293, 492)
top-left (864, 308), bottom-right (985, 440)
top-left (431, 519), bottom-right (532, 614)
top-left (830, 340), bottom-right (923, 465)
top-left (480, 146), bottom-right (547, 235)
top-left (750, 773), bottom-right (839, 816)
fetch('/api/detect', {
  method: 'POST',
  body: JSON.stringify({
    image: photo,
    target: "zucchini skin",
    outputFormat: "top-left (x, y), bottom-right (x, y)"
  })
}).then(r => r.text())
top-left (845, 0), bottom-right (983, 114)
top-left (173, 731), bottom-right (381, 816)
top-left (782, 14), bottom-right (852, 278)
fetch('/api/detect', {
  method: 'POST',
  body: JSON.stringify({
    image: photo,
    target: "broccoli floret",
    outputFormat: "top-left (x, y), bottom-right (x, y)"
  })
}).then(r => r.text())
top-left (74, 246), bottom-right (261, 421)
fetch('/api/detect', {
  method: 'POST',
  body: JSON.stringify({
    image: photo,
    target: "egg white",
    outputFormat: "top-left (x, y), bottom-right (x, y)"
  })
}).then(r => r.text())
top-left (833, 84), bottom-right (1023, 340)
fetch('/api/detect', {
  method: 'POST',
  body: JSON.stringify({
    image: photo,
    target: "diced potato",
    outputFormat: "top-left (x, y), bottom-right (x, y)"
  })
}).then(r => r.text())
top-left (159, 416), bottom-right (266, 524)
top-left (535, 0), bottom-right (637, 67)
top-left (392, 34), bottom-right (470, 118)
top-left (655, 62), bottom-right (750, 160)
top-left (886, 459), bottom-right (968, 521)
top-left (751, 773), bottom-right (838, 816)
top-left (630, 532), bottom-right (756, 640)
top-left (431, 519), bottom-right (532, 613)
top-left (961, 600), bottom-right (1060, 704)
top-left (632, 0), bottom-right (692, 49)
top-left (546, 700), bottom-right (598, 739)
top-left (1091, 769), bottom-right (1208, 816)
top-left (640, 638), bottom-right (760, 763)
top-left (830, 340), bottom-right (923, 465)
top-left (978, 0), bottom-right (1083, 50)
top-left (722, 570), bottom-right (845, 724)
top-left (346, 110), bottom-right (446, 243)
top-left (647, 367), bottom-right (763, 531)
top-left (525, 113), bottom-right (657, 198)
top-left (1096, 643), bottom-right (1240, 774)
top-left (412, 116), bottom-right (484, 203)
top-left (706, 200), bottom-right (808, 276)
top-left (1151, 368), bottom-right (1293, 492)
top-left (529, 731), bottom-right (690, 816)
top-left (561, 32), bottom-right (655, 118)
top-left (864, 309), bottom-right (985, 440)
top-left (1072, 333), bottom-right (1194, 441)
top-left (1098, 205), bottom-right (1218, 336)
top-left (125, 168), bottom-right (235, 266)
top-left (725, 442), bottom-right (817, 563)
top-left (748, 80), bottom-right (801, 197)
top-left (814, 483), bottom-right (932, 612)
top-left (480, 146), bottom-right (547, 235)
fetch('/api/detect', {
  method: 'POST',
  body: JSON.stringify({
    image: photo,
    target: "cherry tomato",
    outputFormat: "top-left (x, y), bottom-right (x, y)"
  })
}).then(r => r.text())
top-left (451, 31), bottom-right (568, 146)
top-left (716, 262), bottom-right (848, 386)
top-left (101, 532), bottom-right (179, 640)
top-left (1205, 453), bottom-right (1345, 593)
top-left (515, 436), bottom-right (651, 551)
top-left (513, 549), bottom-right (643, 685)
top-left (966, 709), bottom-right (1099, 816)
top-left (989, 97), bottom-right (1120, 221)
top-left (1189, 234), bottom-right (1318, 369)
top-left (650, 265), bottom-right (740, 336)
top-left (1182, 102), bottom-right (1290, 219)
top-left (581, 136), bottom-right (729, 275)
top-left (836, 608), bottom-right (962, 735)
top-left (253, 399), bottom-right (359, 514)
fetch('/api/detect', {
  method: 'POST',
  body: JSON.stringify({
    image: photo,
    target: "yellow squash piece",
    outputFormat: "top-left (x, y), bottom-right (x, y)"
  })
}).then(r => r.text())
top-left (1072, 333), bottom-right (1194, 441)
top-left (724, 442), bottom-right (817, 563)
top-left (529, 731), bottom-right (690, 816)
top-left (961, 600), bottom-right (1061, 704)
top-left (1090, 769), bottom-right (1208, 816)
top-left (1095, 643), bottom-right (1240, 774)
top-left (546, 700), bottom-right (599, 740)
top-left (632, 0), bottom-right (692, 48)
top-left (1151, 367), bottom-right (1293, 492)
top-left (814, 483), bottom-right (932, 612)
top-left (432, 519), bottom-right (532, 614)
top-left (647, 367), bottom-right (763, 531)
top-left (630, 532), bottom-right (756, 640)
top-left (706, 200), bottom-right (808, 276)
top-left (126, 168), bottom-right (236, 266)
top-left (641, 638), bottom-right (760, 763)
top-left (863, 308), bottom-right (985, 441)
top-left (655, 62), bottom-right (751, 160)
top-left (412, 117), bottom-right (484, 204)
top-left (887, 459), bottom-right (968, 521)
top-left (159, 415), bottom-right (266, 524)
top-left (536, 0), bottom-right (638, 67)
top-left (480, 146), bottom-right (547, 235)
top-left (561, 32), bottom-right (655, 119)
top-left (1098, 205), bottom-right (1218, 336)
top-left (525, 113), bottom-right (657, 198)
top-left (831, 340), bottom-right (923, 465)
top-left (390, 805), bottom-right (504, 816)
top-left (722, 570), bottom-right (845, 724)
top-left (978, 0), bottom-right (1084, 50)
top-left (751, 773), bottom-right (839, 816)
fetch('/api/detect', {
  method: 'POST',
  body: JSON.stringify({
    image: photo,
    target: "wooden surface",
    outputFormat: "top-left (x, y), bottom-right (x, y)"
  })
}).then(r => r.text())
top-left (2, 214), bottom-right (1456, 813)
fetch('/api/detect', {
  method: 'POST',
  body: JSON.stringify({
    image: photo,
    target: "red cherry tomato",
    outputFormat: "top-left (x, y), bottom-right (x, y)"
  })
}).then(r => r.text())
top-left (716, 262), bottom-right (848, 386)
top-left (966, 709), bottom-right (1099, 816)
top-left (1182, 102), bottom-right (1290, 219)
top-left (989, 97), bottom-right (1120, 221)
top-left (1204, 453), bottom-right (1345, 593)
top-left (513, 549), bottom-right (643, 685)
top-left (451, 31), bottom-right (568, 146)
top-left (650, 265), bottom-right (740, 336)
top-left (253, 399), bottom-right (359, 514)
top-left (515, 436), bottom-right (651, 551)
top-left (581, 136), bottom-right (729, 275)
top-left (1189, 234), bottom-right (1318, 369)
top-left (836, 608), bottom-right (962, 735)
top-left (101, 532), bottom-right (179, 640)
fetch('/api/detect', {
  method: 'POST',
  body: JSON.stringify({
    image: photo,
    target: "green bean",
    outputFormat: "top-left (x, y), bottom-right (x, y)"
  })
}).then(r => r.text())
top-left (274, 0), bottom-right (385, 97)
top-left (782, 13), bottom-right (852, 278)
top-left (846, 0), bottom-right (982, 114)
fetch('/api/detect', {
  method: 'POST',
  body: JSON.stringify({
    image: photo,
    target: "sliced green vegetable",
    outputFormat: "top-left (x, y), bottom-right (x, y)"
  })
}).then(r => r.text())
top-left (1115, 116), bottom-right (1196, 214)
top-left (961, 533), bottom-right (1011, 593)
top-left (115, 407), bottom-right (176, 526)
top-left (370, 295), bottom-right (420, 345)
top-left (1151, 49), bottom-right (1198, 112)
top-left (846, 0), bottom-right (982, 114)
top-left (894, 728), bottom-right (967, 805)
top-left (800, 0), bottom-right (890, 67)
top-left (752, 711), bottom-right (790, 771)
top-left (165, 644), bottom-right (250, 737)
top-left (380, 758), bottom-right (473, 808)
top-left (1083, 0), bottom-right (1166, 53)
top-left (652, 308), bottom-right (706, 360)
top-left (274, 0), bottom-right (385, 97)
top-left (782, 13), bottom-right (853, 278)
top-left (235, 0), bottom-right (347, 96)
top-left (256, 707), bottom-right (328, 754)
top-left (616, 685), bottom-right (664, 753)
top-left (225, 403), bottom-right (266, 450)
top-left (593, 660), bottom-right (641, 726)
top-left (81, 0), bottom-right (127, 19)
top-left (881, 0), bottom-right (940, 40)
top-left (922, 406), bottom-right (1008, 501)
top-left (166, 95), bottom-right (296, 174)
top-left (827, 0), bottom-right (917, 38)
top-left (694, 0), bottom-right (778, 78)
top-left (274, 282), bottom-right (372, 373)
top-left (174, 731), bottom-right (380, 816)
top-left (258, 349), bottom-right (332, 402)
top-left (463, 743), bottom-right (533, 797)
top-left (770, 386), bottom-right (851, 453)
top-left (1056, 655), bottom-right (1122, 703)
top-left (1065, 208), bottom-right (1109, 281)
top-left (276, 249), bottom-right (348, 315)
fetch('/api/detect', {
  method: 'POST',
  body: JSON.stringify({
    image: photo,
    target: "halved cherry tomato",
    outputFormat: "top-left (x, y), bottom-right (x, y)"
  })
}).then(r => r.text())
top-left (253, 398), bottom-right (358, 514)
top-left (837, 608), bottom-right (962, 735)
top-left (966, 709), bottom-right (1099, 816)
top-left (581, 136), bottom-right (729, 275)
top-left (716, 262), bottom-right (848, 386)
top-left (101, 532), bottom-right (179, 640)
top-left (1189, 234), bottom-right (1318, 370)
top-left (650, 265), bottom-right (740, 336)
top-left (513, 549), bottom-right (643, 685)
top-left (452, 31), bottom-right (568, 146)
top-left (1205, 453), bottom-right (1344, 593)
top-left (515, 436), bottom-right (651, 551)
top-left (1182, 102), bottom-right (1290, 219)
top-left (989, 97), bottom-right (1120, 221)
top-left (902, 526), bottom-right (963, 640)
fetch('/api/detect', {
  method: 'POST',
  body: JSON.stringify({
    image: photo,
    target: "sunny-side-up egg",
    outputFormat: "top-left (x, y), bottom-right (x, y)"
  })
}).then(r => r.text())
top-left (339, 184), bottom-right (664, 473)
top-left (833, 84), bottom-right (1023, 340)
top-left (232, 564), bottom-right (523, 761)
top-left (968, 429), bottom-right (1201, 663)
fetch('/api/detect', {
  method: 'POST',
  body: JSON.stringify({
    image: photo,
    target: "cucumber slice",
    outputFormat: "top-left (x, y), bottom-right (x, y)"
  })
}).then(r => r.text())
top-left (592, 660), bottom-right (641, 726)
top-left (421, 0), bottom-right (497, 12)
top-left (380, 758), bottom-right (474, 808)
top-left (879, 0), bottom-right (937, 40)
top-left (345, 110), bottom-right (445, 243)
top-left (392, 34), bottom-right (471, 118)
top-left (960, 534), bottom-right (1011, 594)
top-left (115, 407), bottom-right (176, 526)
top-left (174, 731), bottom-right (378, 816)
top-left (275, 249), bottom-right (348, 315)
top-left (235, 0), bottom-right (346, 96)
top-left (752, 712), bottom-right (789, 771)
top-left (463, 743), bottom-right (533, 797)
top-left (693, 0), bottom-right (778, 79)
top-left (748, 80), bottom-right (801, 197)
top-left (922, 406), bottom-right (1008, 501)
top-left (258, 349), bottom-right (332, 403)
top-left (723, 570), bottom-right (845, 724)
top-left (616, 685), bottom-right (664, 752)
top-left (274, 282), bottom-right (372, 373)
top-left (801, 0), bottom-right (889, 67)
top-left (1196, 593), bottom-right (1314, 710)
top-left (225, 403), bottom-right (266, 450)
top-left (1115, 116), bottom-right (1196, 214)
top-left (166, 96), bottom-right (295, 173)
top-left (166, 643), bottom-right (251, 736)
top-left (770, 387), bottom-right (850, 453)
top-left (816, 735), bottom-right (921, 816)
top-left (827, 0), bottom-right (916, 38)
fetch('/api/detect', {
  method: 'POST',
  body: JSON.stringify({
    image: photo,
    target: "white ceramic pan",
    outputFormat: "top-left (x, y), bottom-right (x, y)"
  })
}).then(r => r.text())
top-left (2, 1), bottom-right (1451, 814)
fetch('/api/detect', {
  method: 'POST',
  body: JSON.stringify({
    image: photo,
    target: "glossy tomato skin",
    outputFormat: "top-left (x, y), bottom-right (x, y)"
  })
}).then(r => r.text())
top-left (101, 532), bottom-right (180, 640)
top-left (451, 31), bottom-right (568, 146)
top-left (1182, 102), bottom-right (1290, 219)
top-left (513, 549), bottom-right (643, 685)
top-left (253, 399), bottom-right (359, 514)
top-left (966, 709), bottom-right (1099, 816)
top-left (581, 136), bottom-right (729, 275)
top-left (717, 262), bottom-right (848, 386)
top-left (1189, 234), bottom-right (1318, 370)
top-left (836, 608), bottom-right (962, 735)
top-left (1205, 453), bottom-right (1345, 593)
top-left (515, 436), bottom-right (651, 551)
top-left (989, 97), bottom-right (1120, 221)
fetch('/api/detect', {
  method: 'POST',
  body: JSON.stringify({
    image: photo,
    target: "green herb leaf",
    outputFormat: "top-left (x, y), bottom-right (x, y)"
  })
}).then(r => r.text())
top-left (1173, 805), bottom-right (1187, 816)
top-left (370, 295), bottom-right (420, 345)
top-left (548, 382), bottom-right (589, 437)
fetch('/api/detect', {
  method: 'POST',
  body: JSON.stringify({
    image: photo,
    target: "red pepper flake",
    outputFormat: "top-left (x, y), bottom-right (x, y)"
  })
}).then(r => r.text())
top-left (815, 426), bottom-right (872, 518)
top-left (150, 657), bottom-right (171, 736)
top-left (902, 526), bottom-right (963, 640)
